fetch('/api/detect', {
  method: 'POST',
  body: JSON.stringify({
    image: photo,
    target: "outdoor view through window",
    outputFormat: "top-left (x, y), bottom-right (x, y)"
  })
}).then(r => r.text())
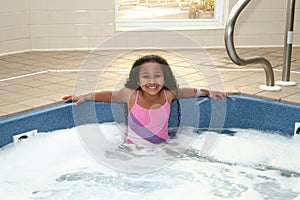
top-left (116, 0), bottom-right (219, 29)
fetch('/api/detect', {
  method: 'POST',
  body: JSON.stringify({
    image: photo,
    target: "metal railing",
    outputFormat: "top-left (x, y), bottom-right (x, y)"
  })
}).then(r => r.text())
top-left (276, 0), bottom-right (297, 86)
top-left (224, 0), bottom-right (280, 91)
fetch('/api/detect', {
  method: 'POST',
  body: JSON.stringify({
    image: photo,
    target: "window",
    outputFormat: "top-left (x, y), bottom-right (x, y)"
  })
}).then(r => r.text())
top-left (116, 0), bottom-right (226, 30)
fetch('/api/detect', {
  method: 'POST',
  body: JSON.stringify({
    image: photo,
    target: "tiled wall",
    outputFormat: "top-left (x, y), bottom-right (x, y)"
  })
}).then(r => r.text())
top-left (0, 0), bottom-right (299, 54)
top-left (0, 0), bottom-right (30, 54)
top-left (29, 0), bottom-right (115, 51)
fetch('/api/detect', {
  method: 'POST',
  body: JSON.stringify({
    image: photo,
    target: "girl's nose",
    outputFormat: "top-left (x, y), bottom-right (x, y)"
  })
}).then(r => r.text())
top-left (148, 77), bottom-right (156, 83)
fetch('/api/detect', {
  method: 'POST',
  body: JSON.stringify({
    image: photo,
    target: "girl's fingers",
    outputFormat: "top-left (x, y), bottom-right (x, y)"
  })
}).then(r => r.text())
top-left (62, 96), bottom-right (73, 102)
top-left (74, 98), bottom-right (86, 105)
top-left (62, 95), bottom-right (80, 103)
top-left (210, 91), bottom-right (229, 102)
top-left (62, 96), bottom-right (69, 100)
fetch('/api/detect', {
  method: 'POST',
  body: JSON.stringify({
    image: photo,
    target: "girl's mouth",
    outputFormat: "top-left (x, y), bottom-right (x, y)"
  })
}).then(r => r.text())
top-left (145, 84), bottom-right (161, 90)
top-left (148, 86), bottom-right (157, 90)
top-left (142, 83), bottom-right (163, 91)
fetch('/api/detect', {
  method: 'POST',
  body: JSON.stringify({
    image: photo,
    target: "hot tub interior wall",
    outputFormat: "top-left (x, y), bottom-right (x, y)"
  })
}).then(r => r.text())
top-left (1, 96), bottom-right (300, 148)
top-left (1, 0), bottom-right (300, 55)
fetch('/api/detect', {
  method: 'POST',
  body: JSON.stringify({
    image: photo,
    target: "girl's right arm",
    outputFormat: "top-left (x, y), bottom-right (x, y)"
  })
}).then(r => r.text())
top-left (62, 87), bottom-right (134, 105)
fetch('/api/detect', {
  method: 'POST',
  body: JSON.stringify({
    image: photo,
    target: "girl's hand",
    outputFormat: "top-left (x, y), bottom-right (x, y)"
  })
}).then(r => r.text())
top-left (62, 94), bottom-right (92, 105)
top-left (209, 91), bottom-right (229, 102)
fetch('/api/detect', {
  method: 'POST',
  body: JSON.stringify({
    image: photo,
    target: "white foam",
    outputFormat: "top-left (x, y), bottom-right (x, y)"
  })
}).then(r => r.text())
top-left (0, 124), bottom-right (299, 199)
top-left (194, 129), bottom-right (300, 173)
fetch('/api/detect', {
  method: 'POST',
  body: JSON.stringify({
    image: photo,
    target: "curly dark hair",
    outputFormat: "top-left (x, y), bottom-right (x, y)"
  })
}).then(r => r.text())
top-left (125, 54), bottom-right (180, 96)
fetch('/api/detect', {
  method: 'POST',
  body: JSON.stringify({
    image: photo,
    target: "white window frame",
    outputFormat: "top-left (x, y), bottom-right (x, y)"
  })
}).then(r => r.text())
top-left (115, 0), bottom-right (228, 31)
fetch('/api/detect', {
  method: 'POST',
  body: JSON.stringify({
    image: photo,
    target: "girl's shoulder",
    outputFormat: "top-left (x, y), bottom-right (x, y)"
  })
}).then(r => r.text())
top-left (164, 88), bottom-right (177, 101)
top-left (114, 87), bottom-right (135, 102)
top-left (120, 87), bottom-right (136, 95)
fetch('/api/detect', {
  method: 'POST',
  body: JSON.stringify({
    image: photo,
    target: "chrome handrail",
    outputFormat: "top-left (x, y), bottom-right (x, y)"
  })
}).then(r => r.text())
top-left (224, 0), bottom-right (276, 87)
top-left (277, 0), bottom-right (297, 86)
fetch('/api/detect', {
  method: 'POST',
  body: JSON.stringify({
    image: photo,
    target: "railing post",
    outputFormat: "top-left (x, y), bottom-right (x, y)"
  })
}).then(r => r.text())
top-left (276, 0), bottom-right (297, 86)
top-left (224, 0), bottom-right (281, 91)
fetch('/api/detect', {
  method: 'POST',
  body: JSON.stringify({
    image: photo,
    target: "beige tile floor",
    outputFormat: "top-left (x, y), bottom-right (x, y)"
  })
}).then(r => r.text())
top-left (0, 47), bottom-right (299, 118)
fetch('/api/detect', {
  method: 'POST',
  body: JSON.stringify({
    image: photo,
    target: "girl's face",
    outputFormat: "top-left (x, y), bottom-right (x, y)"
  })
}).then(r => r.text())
top-left (138, 62), bottom-right (164, 95)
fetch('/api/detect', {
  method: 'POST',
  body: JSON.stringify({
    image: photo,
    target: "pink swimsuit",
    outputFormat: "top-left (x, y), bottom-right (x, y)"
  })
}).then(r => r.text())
top-left (127, 90), bottom-right (170, 145)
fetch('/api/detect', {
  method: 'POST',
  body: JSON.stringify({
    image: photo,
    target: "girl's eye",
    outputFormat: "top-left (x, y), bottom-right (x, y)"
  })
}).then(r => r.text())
top-left (142, 75), bottom-right (149, 79)
top-left (155, 74), bottom-right (162, 78)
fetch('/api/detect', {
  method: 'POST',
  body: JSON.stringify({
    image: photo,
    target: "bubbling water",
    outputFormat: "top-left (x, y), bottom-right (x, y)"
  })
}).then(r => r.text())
top-left (0, 123), bottom-right (300, 200)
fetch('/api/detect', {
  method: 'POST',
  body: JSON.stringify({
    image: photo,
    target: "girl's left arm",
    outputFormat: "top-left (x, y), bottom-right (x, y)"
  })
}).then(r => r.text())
top-left (179, 88), bottom-right (229, 101)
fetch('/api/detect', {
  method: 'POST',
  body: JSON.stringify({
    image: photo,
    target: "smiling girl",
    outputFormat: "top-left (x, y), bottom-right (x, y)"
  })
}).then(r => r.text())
top-left (63, 55), bottom-right (228, 145)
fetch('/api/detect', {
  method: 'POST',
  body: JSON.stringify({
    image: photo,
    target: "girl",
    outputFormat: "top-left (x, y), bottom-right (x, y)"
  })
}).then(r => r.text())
top-left (63, 55), bottom-right (228, 145)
